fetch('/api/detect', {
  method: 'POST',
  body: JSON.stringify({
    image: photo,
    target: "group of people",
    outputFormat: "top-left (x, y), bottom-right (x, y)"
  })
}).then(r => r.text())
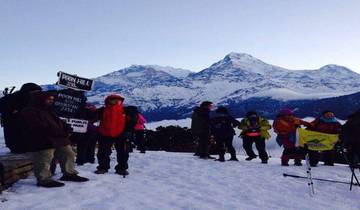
top-left (0, 83), bottom-right (147, 188)
top-left (1, 84), bottom-right (360, 188)
top-left (191, 101), bottom-right (358, 168)
top-left (191, 101), bottom-right (272, 163)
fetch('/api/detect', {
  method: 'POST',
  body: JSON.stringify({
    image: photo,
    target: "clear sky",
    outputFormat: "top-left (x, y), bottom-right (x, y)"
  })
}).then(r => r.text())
top-left (1, 0), bottom-right (359, 88)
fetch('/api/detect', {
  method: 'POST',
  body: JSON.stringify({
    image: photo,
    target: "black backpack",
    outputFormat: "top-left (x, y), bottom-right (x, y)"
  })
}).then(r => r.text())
top-left (124, 106), bottom-right (139, 132)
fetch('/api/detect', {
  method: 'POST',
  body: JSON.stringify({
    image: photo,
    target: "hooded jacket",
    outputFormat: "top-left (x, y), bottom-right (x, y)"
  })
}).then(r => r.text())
top-left (191, 106), bottom-right (211, 135)
top-left (239, 117), bottom-right (271, 139)
top-left (98, 95), bottom-right (126, 138)
top-left (20, 91), bottom-right (71, 152)
top-left (210, 113), bottom-right (240, 138)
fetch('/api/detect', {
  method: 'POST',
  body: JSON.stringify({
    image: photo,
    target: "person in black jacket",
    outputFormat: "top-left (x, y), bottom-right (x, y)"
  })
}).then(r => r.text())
top-left (341, 110), bottom-right (360, 166)
top-left (210, 106), bottom-right (240, 161)
top-left (191, 101), bottom-right (214, 159)
top-left (21, 91), bottom-right (89, 188)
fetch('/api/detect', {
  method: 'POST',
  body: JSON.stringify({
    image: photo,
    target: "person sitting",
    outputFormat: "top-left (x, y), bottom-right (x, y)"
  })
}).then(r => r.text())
top-left (21, 91), bottom-right (89, 188)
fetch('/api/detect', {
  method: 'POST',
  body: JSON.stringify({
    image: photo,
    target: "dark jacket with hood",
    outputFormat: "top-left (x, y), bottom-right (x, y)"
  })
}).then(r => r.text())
top-left (210, 113), bottom-right (240, 138)
top-left (341, 110), bottom-right (360, 154)
top-left (191, 106), bottom-right (211, 135)
top-left (20, 91), bottom-right (71, 152)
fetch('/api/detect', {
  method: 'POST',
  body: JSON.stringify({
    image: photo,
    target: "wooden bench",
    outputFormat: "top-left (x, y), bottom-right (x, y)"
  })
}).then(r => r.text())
top-left (0, 153), bottom-right (33, 193)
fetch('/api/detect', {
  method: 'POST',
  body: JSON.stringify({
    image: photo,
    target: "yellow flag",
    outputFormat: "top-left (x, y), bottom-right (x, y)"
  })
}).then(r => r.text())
top-left (298, 128), bottom-right (339, 151)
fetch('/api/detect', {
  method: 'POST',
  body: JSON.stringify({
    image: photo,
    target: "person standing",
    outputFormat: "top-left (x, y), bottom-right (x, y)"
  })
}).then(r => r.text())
top-left (273, 108), bottom-right (311, 166)
top-left (94, 94), bottom-right (129, 176)
top-left (210, 106), bottom-right (240, 161)
top-left (307, 110), bottom-right (342, 166)
top-left (75, 103), bottom-right (99, 165)
top-left (21, 91), bottom-right (89, 188)
top-left (191, 101), bottom-right (214, 159)
top-left (239, 111), bottom-right (271, 163)
top-left (134, 110), bottom-right (147, 153)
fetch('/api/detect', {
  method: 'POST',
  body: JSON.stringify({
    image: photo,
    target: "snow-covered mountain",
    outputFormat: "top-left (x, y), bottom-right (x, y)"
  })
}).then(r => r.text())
top-left (85, 53), bottom-right (360, 119)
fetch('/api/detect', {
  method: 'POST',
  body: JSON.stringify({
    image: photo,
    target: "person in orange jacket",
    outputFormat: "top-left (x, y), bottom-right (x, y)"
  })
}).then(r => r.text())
top-left (94, 94), bottom-right (129, 176)
top-left (273, 108), bottom-right (311, 166)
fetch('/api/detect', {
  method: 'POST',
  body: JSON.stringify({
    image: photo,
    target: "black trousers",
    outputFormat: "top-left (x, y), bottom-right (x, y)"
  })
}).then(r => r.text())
top-left (242, 136), bottom-right (268, 161)
top-left (308, 149), bottom-right (336, 166)
top-left (195, 133), bottom-right (210, 157)
top-left (97, 134), bottom-right (129, 171)
top-left (76, 131), bottom-right (98, 164)
top-left (214, 135), bottom-right (236, 158)
top-left (134, 130), bottom-right (146, 152)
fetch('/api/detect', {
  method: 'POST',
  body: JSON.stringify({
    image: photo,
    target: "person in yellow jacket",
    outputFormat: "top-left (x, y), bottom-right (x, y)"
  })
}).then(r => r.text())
top-left (238, 111), bottom-right (271, 163)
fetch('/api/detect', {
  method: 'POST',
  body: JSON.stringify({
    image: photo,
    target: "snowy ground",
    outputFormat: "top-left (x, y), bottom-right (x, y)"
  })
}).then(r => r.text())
top-left (1, 119), bottom-right (360, 210)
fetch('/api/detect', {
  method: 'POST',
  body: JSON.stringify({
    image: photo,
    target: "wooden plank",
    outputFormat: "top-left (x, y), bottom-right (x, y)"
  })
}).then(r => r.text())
top-left (4, 165), bottom-right (33, 180)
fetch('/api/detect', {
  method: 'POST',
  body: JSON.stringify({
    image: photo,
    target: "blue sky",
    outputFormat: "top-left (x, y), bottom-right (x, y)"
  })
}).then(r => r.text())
top-left (0, 0), bottom-right (359, 88)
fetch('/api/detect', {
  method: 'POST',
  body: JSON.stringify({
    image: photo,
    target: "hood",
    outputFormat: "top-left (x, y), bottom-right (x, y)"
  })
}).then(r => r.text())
top-left (20, 83), bottom-right (42, 93)
top-left (104, 94), bottom-right (124, 105)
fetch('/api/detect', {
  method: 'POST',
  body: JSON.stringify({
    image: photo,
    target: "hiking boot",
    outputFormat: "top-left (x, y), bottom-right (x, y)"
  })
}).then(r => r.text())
top-left (60, 174), bottom-right (89, 182)
top-left (294, 161), bottom-right (302, 166)
top-left (229, 157), bottom-right (239, 161)
top-left (324, 162), bottom-right (334, 166)
top-left (281, 161), bottom-right (289, 166)
top-left (115, 170), bottom-right (129, 176)
top-left (261, 159), bottom-right (268, 164)
top-left (245, 156), bottom-right (256, 161)
top-left (140, 151), bottom-right (146, 154)
top-left (94, 169), bottom-right (108, 174)
top-left (37, 180), bottom-right (65, 188)
top-left (215, 156), bottom-right (225, 162)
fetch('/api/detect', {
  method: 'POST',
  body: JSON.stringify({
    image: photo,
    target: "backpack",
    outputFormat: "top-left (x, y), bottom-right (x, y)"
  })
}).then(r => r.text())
top-left (124, 106), bottom-right (139, 132)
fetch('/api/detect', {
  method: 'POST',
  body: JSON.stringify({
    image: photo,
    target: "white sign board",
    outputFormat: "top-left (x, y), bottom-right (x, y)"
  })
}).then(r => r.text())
top-left (61, 118), bottom-right (89, 133)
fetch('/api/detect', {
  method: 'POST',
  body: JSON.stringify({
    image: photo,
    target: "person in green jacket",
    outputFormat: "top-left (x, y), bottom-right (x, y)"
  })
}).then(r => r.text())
top-left (238, 111), bottom-right (271, 163)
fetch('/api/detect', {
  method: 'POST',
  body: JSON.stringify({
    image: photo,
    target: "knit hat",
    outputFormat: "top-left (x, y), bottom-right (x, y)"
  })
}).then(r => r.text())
top-left (279, 108), bottom-right (294, 116)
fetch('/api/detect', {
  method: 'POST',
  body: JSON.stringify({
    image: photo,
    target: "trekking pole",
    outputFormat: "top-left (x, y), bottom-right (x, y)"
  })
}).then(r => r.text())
top-left (305, 153), bottom-right (315, 196)
top-left (283, 173), bottom-right (360, 186)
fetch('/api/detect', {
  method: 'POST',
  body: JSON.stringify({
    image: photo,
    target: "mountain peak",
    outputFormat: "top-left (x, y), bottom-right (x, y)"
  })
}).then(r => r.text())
top-left (225, 52), bottom-right (256, 60)
top-left (318, 64), bottom-right (358, 76)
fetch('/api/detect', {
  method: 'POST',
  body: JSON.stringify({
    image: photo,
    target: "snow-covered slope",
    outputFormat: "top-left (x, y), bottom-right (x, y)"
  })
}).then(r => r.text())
top-left (86, 53), bottom-right (360, 113)
top-left (1, 119), bottom-right (359, 210)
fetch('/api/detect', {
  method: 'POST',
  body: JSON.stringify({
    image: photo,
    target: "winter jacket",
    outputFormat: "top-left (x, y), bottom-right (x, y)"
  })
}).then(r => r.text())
top-left (341, 111), bottom-right (360, 154)
top-left (273, 116), bottom-right (310, 148)
top-left (20, 92), bottom-right (71, 152)
top-left (273, 116), bottom-right (310, 135)
top-left (134, 113), bottom-right (147, 131)
top-left (98, 95), bottom-right (126, 138)
top-left (239, 117), bottom-right (271, 139)
top-left (210, 113), bottom-right (240, 138)
top-left (308, 117), bottom-right (342, 134)
top-left (191, 106), bottom-right (211, 135)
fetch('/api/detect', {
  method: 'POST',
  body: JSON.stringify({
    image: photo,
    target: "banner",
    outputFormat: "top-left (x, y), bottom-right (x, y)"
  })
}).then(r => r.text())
top-left (57, 71), bottom-right (94, 91)
top-left (298, 128), bottom-right (339, 151)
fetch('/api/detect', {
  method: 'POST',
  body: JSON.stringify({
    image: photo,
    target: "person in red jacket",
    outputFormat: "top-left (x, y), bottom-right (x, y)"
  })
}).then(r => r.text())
top-left (273, 108), bottom-right (311, 166)
top-left (94, 94), bottom-right (129, 176)
top-left (307, 110), bottom-right (342, 166)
